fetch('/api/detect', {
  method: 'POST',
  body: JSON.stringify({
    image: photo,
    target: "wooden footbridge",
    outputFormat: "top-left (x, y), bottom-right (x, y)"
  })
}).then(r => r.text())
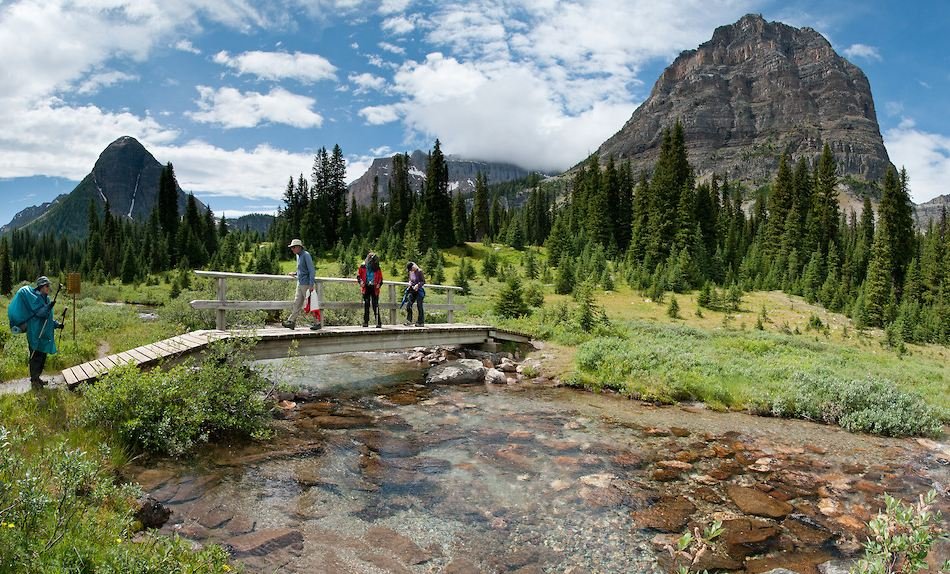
top-left (61, 271), bottom-right (530, 389)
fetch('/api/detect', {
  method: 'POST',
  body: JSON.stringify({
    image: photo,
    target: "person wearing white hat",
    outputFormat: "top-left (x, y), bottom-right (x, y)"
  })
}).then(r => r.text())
top-left (282, 239), bottom-right (319, 330)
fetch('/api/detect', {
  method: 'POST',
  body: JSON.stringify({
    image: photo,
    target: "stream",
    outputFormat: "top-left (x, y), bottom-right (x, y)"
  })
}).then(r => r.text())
top-left (127, 352), bottom-right (950, 574)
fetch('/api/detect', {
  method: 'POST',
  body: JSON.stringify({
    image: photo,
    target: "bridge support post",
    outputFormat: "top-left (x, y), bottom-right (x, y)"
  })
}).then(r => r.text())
top-left (388, 284), bottom-right (397, 325)
top-left (447, 290), bottom-right (454, 323)
top-left (216, 277), bottom-right (227, 330)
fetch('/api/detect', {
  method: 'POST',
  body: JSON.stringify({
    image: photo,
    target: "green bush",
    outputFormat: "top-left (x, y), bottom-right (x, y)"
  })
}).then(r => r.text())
top-left (771, 373), bottom-right (942, 437)
top-left (0, 427), bottom-right (235, 573)
top-left (852, 490), bottom-right (948, 574)
top-left (80, 338), bottom-right (274, 456)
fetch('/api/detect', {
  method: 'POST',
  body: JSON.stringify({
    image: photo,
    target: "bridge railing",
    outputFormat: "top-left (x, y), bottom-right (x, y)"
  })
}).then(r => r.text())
top-left (190, 270), bottom-right (465, 330)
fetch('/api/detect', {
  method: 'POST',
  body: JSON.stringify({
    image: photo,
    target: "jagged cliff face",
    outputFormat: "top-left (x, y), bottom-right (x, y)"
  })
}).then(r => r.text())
top-left (1, 136), bottom-right (198, 237)
top-left (915, 194), bottom-right (949, 229)
top-left (596, 14), bottom-right (893, 188)
top-left (347, 150), bottom-right (533, 204)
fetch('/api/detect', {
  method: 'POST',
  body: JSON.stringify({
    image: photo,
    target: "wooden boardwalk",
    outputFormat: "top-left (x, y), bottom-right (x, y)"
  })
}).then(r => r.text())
top-left (61, 324), bottom-right (531, 389)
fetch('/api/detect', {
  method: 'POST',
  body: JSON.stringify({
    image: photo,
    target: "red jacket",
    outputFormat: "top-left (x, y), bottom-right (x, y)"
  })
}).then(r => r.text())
top-left (357, 264), bottom-right (383, 296)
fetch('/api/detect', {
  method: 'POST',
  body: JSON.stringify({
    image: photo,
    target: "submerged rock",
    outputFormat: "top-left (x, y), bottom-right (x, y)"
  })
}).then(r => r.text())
top-left (726, 485), bottom-right (794, 518)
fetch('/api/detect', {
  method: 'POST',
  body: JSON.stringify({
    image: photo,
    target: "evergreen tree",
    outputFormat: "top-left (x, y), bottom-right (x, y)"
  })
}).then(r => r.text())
top-left (424, 139), bottom-right (454, 248)
top-left (451, 191), bottom-right (467, 245)
top-left (878, 167), bottom-right (916, 294)
top-left (555, 255), bottom-right (575, 295)
top-left (0, 237), bottom-right (11, 295)
top-left (495, 274), bottom-right (529, 318)
top-left (157, 162), bottom-right (179, 240)
top-left (472, 172), bottom-right (490, 241)
top-left (864, 223), bottom-right (895, 327)
top-left (812, 143), bottom-right (839, 254)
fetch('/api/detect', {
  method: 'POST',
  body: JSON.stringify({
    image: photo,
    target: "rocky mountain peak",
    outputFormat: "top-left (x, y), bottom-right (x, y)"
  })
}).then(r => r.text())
top-left (597, 14), bottom-right (892, 189)
top-left (2, 136), bottom-right (199, 237)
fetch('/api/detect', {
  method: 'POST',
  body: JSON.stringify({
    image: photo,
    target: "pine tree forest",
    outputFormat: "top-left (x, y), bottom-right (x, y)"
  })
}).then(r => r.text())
top-left (2, 131), bottom-right (947, 346)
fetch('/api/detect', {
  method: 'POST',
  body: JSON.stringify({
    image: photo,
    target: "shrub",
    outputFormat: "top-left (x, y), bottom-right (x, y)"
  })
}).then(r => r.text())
top-left (852, 490), bottom-right (949, 574)
top-left (81, 338), bottom-right (274, 456)
top-left (0, 427), bottom-right (235, 573)
top-left (771, 373), bottom-right (942, 437)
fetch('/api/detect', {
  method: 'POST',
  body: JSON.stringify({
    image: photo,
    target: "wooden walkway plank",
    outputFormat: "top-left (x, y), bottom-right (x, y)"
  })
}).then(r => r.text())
top-left (63, 367), bottom-right (79, 388)
top-left (132, 345), bottom-right (161, 361)
top-left (125, 348), bottom-right (153, 364)
top-left (97, 355), bottom-right (119, 369)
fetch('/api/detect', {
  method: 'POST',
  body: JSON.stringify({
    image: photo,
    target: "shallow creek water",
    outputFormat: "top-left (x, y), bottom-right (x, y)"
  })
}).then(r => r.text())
top-left (129, 353), bottom-right (950, 574)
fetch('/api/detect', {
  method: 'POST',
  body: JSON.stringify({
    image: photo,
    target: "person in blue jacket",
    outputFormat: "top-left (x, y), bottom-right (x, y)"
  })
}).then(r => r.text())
top-left (282, 238), bottom-right (319, 330)
top-left (7, 276), bottom-right (64, 387)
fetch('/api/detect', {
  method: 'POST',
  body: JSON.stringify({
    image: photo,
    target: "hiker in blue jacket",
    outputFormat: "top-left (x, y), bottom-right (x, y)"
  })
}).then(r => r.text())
top-left (282, 239), bottom-right (319, 330)
top-left (7, 276), bottom-right (64, 387)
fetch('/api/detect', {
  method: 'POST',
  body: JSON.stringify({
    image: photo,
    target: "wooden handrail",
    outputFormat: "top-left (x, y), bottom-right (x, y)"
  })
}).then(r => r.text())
top-left (192, 270), bottom-right (463, 291)
top-left (191, 270), bottom-right (464, 329)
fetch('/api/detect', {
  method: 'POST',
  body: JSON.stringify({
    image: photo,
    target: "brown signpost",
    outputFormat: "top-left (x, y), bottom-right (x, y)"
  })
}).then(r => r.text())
top-left (67, 273), bottom-right (80, 341)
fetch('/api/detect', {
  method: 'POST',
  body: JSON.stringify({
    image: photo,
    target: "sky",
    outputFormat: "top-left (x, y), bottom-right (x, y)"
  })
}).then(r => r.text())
top-left (0, 0), bottom-right (948, 226)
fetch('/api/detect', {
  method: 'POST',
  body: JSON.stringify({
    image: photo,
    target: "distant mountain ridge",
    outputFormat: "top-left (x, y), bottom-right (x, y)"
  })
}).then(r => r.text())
top-left (595, 14), bottom-right (893, 190)
top-left (347, 150), bottom-right (534, 204)
top-left (1, 136), bottom-right (200, 237)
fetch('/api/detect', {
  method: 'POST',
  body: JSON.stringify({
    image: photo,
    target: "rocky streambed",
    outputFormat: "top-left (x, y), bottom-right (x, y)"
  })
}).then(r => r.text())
top-left (126, 349), bottom-right (950, 573)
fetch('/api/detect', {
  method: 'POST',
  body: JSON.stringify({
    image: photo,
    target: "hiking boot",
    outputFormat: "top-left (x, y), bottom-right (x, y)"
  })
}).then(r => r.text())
top-left (310, 323), bottom-right (322, 330)
top-left (375, 323), bottom-right (382, 328)
top-left (281, 320), bottom-right (295, 329)
top-left (414, 323), bottom-right (425, 327)
top-left (362, 322), bottom-right (369, 328)
top-left (30, 378), bottom-right (47, 388)
top-left (403, 321), bottom-right (413, 326)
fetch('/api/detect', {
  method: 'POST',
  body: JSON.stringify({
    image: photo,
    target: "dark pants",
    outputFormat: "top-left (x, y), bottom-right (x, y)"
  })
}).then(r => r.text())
top-left (363, 292), bottom-right (380, 326)
top-left (29, 348), bottom-right (47, 383)
top-left (406, 291), bottom-right (424, 325)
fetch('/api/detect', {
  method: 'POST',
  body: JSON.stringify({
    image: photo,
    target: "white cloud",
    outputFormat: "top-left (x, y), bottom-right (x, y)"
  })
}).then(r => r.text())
top-left (348, 72), bottom-right (387, 94)
top-left (218, 207), bottom-right (280, 218)
top-left (370, 145), bottom-right (393, 156)
top-left (884, 118), bottom-right (950, 204)
top-left (0, 0), bottom-right (264, 104)
top-left (0, 98), bottom-right (178, 179)
top-left (843, 43), bottom-right (882, 61)
top-left (213, 50), bottom-right (337, 83)
top-left (379, 41), bottom-right (405, 55)
top-left (155, 140), bottom-right (313, 200)
top-left (382, 15), bottom-right (415, 34)
top-left (174, 39), bottom-right (201, 54)
top-left (388, 53), bottom-right (635, 171)
top-left (379, 0), bottom-right (411, 15)
top-left (76, 70), bottom-right (138, 95)
top-left (187, 86), bottom-right (324, 129)
top-left (359, 104), bottom-right (401, 125)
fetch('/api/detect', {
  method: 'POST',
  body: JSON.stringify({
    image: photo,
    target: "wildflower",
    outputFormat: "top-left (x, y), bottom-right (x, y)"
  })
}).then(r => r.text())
top-left (6, 523), bottom-right (13, 529)
top-left (223, 566), bottom-right (232, 572)
top-left (115, 538), bottom-right (122, 544)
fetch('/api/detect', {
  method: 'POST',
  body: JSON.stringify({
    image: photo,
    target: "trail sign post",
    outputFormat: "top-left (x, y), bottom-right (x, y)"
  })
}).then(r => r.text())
top-left (67, 273), bottom-right (80, 341)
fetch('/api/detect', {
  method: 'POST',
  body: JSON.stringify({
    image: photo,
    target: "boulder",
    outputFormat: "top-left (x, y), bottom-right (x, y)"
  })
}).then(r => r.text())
top-left (425, 359), bottom-right (487, 385)
top-left (134, 495), bottom-right (171, 529)
top-left (485, 368), bottom-right (507, 385)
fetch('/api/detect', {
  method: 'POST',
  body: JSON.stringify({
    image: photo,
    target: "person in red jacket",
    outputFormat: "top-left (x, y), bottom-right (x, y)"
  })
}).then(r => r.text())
top-left (357, 252), bottom-right (383, 328)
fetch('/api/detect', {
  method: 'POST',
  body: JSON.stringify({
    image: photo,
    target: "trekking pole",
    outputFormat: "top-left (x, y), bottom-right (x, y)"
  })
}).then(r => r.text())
top-left (57, 307), bottom-right (68, 346)
top-left (29, 283), bottom-right (63, 362)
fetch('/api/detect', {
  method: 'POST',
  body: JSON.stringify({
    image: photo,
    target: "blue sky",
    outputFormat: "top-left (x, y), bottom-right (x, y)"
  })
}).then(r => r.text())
top-left (0, 0), bottom-right (947, 227)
